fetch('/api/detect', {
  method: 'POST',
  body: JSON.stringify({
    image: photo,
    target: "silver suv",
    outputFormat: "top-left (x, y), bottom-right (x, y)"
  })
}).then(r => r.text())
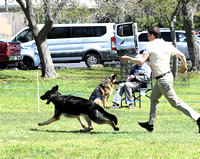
top-left (12, 23), bottom-right (138, 69)
top-left (138, 29), bottom-right (200, 59)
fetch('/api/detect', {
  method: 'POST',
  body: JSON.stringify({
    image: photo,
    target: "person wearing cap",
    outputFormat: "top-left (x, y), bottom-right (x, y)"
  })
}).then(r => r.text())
top-left (121, 27), bottom-right (200, 133)
top-left (110, 55), bottom-right (151, 109)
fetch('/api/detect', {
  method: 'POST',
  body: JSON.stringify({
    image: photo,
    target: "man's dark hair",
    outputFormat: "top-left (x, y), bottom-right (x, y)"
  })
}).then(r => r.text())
top-left (148, 27), bottom-right (161, 38)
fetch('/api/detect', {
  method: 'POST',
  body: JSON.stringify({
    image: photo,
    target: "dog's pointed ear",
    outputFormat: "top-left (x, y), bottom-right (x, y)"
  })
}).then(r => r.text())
top-left (51, 85), bottom-right (58, 93)
top-left (55, 85), bottom-right (59, 91)
top-left (111, 73), bottom-right (117, 79)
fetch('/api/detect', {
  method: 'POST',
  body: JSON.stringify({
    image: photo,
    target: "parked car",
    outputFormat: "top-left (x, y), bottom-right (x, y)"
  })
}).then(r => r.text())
top-left (138, 28), bottom-right (200, 59)
top-left (0, 39), bottom-right (23, 68)
top-left (11, 23), bottom-right (138, 68)
top-left (18, 47), bottom-right (40, 70)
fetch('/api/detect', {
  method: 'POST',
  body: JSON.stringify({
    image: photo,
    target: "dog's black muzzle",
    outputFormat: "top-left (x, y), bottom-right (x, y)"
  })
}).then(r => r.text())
top-left (40, 95), bottom-right (51, 104)
top-left (40, 95), bottom-right (46, 100)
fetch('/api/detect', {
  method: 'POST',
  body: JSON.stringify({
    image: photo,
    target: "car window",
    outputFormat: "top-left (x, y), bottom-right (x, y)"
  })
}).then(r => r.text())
top-left (48, 27), bottom-right (71, 39)
top-left (138, 33), bottom-right (148, 41)
top-left (176, 32), bottom-right (186, 42)
top-left (16, 29), bottom-right (34, 43)
top-left (93, 26), bottom-right (106, 37)
top-left (72, 27), bottom-right (93, 38)
top-left (160, 32), bottom-right (172, 42)
top-left (117, 24), bottom-right (133, 37)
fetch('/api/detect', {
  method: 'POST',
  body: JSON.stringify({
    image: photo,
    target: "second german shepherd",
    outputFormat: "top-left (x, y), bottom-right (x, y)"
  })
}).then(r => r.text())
top-left (89, 73), bottom-right (119, 108)
top-left (38, 85), bottom-right (119, 132)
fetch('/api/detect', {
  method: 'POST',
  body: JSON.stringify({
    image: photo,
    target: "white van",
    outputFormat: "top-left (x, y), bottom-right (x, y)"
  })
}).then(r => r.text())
top-left (12, 23), bottom-right (138, 69)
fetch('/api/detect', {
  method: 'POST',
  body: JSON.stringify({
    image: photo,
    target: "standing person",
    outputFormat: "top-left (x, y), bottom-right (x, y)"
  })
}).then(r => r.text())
top-left (121, 27), bottom-right (200, 133)
top-left (110, 59), bottom-right (151, 109)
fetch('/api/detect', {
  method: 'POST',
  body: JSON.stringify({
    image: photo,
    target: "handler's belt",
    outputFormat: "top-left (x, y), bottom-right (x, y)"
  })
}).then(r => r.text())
top-left (155, 71), bottom-right (171, 80)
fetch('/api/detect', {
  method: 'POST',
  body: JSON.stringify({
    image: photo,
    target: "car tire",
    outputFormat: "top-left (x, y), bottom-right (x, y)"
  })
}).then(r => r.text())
top-left (85, 54), bottom-right (100, 67)
top-left (0, 64), bottom-right (7, 69)
top-left (19, 56), bottom-right (34, 70)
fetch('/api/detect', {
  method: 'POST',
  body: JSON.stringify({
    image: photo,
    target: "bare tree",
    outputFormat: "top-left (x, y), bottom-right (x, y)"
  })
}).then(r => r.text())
top-left (93, 0), bottom-right (140, 23)
top-left (181, 0), bottom-right (200, 71)
top-left (16, 0), bottom-right (62, 78)
top-left (168, 0), bottom-right (182, 77)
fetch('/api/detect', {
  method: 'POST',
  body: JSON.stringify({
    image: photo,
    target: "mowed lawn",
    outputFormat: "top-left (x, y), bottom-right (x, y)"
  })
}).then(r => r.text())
top-left (0, 67), bottom-right (200, 159)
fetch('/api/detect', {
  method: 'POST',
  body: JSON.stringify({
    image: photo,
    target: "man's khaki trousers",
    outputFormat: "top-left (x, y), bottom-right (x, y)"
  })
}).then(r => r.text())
top-left (149, 72), bottom-right (200, 125)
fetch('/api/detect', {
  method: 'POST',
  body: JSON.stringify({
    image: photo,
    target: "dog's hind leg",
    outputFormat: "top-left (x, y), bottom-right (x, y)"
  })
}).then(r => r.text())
top-left (89, 111), bottom-right (119, 131)
top-left (38, 116), bottom-right (59, 126)
top-left (80, 115), bottom-right (94, 132)
top-left (107, 120), bottom-right (119, 131)
top-left (94, 118), bottom-right (119, 131)
top-left (77, 116), bottom-right (87, 129)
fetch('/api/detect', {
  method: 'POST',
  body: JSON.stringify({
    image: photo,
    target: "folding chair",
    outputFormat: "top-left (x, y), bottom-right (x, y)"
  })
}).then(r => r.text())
top-left (132, 72), bottom-right (153, 108)
top-left (120, 73), bottom-right (153, 108)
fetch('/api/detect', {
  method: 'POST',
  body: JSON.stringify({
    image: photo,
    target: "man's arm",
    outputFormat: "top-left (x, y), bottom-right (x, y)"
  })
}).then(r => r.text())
top-left (121, 54), bottom-right (149, 66)
top-left (176, 52), bottom-right (188, 73)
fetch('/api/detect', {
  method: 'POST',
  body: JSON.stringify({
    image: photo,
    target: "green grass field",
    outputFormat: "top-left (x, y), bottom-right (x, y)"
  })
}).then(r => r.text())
top-left (0, 67), bottom-right (200, 158)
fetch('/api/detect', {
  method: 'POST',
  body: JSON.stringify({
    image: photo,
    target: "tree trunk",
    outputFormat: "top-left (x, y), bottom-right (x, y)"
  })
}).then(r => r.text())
top-left (169, 0), bottom-right (181, 78)
top-left (181, 0), bottom-right (200, 71)
top-left (170, 20), bottom-right (178, 78)
top-left (35, 37), bottom-right (58, 78)
top-left (16, 0), bottom-right (59, 78)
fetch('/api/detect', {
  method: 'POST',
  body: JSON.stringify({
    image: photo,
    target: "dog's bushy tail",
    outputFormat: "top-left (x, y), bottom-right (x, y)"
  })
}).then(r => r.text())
top-left (96, 106), bottom-right (118, 125)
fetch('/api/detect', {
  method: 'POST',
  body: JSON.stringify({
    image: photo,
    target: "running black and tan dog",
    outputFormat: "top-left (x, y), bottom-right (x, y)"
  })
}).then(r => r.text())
top-left (38, 85), bottom-right (119, 132)
top-left (89, 73), bottom-right (119, 108)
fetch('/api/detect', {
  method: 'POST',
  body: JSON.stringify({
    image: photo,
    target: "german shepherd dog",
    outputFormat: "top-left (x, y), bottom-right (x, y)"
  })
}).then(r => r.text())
top-left (89, 73), bottom-right (119, 108)
top-left (38, 85), bottom-right (119, 132)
